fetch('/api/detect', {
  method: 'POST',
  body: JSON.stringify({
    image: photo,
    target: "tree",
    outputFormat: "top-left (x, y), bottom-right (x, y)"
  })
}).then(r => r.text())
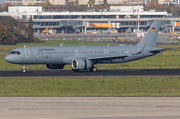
top-left (0, 16), bottom-right (17, 29)
top-left (12, 29), bottom-right (22, 43)
top-left (104, 0), bottom-right (107, 5)
top-left (88, 0), bottom-right (95, 5)
top-left (0, 16), bottom-right (43, 44)
top-left (2, 37), bottom-right (16, 45)
top-left (0, 4), bottom-right (9, 12)
top-left (45, 0), bottom-right (51, 6)
top-left (27, 16), bottom-right (34, 43)
top-left (1, 16), bottom-right (24, 43)
top-left (150, 0), bottom-right (156, 5)
top-left (75, 0), bottom-right (79, 5)
top-left (0, 22), bottom-right (7, 44)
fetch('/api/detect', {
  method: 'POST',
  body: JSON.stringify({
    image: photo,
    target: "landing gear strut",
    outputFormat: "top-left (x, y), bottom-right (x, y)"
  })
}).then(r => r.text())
top-left (90, 67), bottom-right (97, 72)
top-left (22, 65), bottom-right (26, 73)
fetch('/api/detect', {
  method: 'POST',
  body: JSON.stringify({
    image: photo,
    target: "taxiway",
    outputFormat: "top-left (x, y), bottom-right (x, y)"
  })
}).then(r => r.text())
top-left (0, 69), bottom-right (180, 77)
top-left (0, 97), bottom-right (180, 119)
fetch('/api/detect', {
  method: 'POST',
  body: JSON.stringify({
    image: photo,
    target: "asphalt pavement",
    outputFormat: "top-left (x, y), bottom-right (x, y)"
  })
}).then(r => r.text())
top-left (1, 97), bottom-right (180, 119)
top-left (1, 69), bottom-right (180, 77)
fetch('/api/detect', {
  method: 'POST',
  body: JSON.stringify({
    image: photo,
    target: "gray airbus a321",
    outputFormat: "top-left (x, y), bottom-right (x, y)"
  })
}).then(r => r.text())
top-left (5, 21), bottom-right (167, 72)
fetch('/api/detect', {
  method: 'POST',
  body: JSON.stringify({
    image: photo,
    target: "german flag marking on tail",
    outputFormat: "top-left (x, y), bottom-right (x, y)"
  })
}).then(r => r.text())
top-left (152, 28), bottom-right (156, 31)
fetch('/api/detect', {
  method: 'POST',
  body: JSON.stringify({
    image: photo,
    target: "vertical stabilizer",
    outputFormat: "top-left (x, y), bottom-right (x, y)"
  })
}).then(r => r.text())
top-left (136, 21), bottom-right (160, 47)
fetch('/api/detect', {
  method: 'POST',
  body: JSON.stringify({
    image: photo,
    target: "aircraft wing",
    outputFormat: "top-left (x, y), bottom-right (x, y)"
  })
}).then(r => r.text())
top-left (88, 54), bottom-right (131, 61)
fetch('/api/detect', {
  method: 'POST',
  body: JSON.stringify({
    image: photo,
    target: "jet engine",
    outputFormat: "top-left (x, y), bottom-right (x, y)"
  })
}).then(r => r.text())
top-left (46, 64), bottom-right (65, 69)
top-left (72, 59), bottom-right (91, 70)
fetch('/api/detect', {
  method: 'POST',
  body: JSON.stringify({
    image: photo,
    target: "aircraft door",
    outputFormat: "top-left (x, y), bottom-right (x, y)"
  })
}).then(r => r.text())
top-left (75, 50), bottom-right (79, 56)
top-left (24, 49), bottom-right (30, 58)
top-left (104, 49), bottom-right (108, 55)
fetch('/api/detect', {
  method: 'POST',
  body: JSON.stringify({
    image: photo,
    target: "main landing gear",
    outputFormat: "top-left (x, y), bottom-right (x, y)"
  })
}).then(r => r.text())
top-left (72, 67), bottom-right (97, 72)
top-left (22, 65), bottom-right (26, 73)
top-left (90, 67), bottom-right (97, 72)
top-left (72, 68), bottom-right (79, 72)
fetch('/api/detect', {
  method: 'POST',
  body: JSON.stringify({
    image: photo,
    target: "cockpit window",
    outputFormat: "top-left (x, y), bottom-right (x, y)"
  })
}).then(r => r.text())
top-left (10, 51), bottom-right (21, 55)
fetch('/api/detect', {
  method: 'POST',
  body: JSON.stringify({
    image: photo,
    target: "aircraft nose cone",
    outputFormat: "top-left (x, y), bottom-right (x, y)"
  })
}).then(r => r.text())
top-left (5, 55), bottom-right (11, 62)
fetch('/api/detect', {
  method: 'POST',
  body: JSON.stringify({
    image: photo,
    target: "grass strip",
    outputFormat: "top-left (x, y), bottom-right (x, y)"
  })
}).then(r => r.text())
top-left (0, 76), bottom-right (180, 97)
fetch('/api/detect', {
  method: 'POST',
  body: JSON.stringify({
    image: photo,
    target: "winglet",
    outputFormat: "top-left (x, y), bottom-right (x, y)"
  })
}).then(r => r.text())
top-left (60, 43), bottom-right (63, 47)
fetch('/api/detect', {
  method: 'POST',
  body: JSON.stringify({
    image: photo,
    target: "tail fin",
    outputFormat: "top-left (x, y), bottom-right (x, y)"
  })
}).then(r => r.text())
top-left (136, 21), bottom-right (160, 47)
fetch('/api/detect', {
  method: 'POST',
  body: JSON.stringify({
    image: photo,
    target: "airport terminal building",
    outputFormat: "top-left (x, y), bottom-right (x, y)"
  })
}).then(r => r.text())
top-left (2, 6), bottom-right (180, 33)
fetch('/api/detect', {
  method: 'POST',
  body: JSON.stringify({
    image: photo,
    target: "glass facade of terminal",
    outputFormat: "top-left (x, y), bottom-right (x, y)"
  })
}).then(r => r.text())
top-left (140, 15), bottom-right (164, 18)
top-left (33, 15), bottom-right (164, 19)
top-left (33, 15), bottom-right (117, 19)
top-left (33, 20), bottom-right (83, 27)
top-left (33, 22), bottom-right (59, 26)
top-left (110, 21), bottom-right (147, 27)
top-left (31, 19), bottom-right (174, 33)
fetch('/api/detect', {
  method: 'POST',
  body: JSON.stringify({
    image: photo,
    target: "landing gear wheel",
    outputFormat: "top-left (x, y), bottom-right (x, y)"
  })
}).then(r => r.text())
top-left (72, 68), bottom-right (79, 72)
top-left (22, 65), bottom-right (26, 73)
top-left (90, 67), bottom-right (97, 72)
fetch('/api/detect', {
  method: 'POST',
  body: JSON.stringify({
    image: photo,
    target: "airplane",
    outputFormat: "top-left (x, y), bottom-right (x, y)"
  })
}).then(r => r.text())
top-left (5, 21), bottom-right (166, 72)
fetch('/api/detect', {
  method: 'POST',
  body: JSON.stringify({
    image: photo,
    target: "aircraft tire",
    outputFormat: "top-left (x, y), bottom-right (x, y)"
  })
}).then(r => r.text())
top-left (72, 68), bottom-right (79, 72)
top-left (90, 67), bottom-right (97, 72)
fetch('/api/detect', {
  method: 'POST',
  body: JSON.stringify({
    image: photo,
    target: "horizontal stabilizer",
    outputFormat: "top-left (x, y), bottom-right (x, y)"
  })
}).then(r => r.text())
top-left (149, 48), bottom-right (172, 53)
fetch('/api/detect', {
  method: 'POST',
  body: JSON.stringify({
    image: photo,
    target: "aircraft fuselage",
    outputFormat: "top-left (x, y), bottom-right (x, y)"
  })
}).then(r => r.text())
top-left (5, 46), bottom-right (156, 65)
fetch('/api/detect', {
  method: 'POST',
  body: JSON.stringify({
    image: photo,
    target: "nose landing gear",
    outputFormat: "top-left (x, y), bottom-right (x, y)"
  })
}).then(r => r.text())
top-left (22, 65), bottom-right (26, 73)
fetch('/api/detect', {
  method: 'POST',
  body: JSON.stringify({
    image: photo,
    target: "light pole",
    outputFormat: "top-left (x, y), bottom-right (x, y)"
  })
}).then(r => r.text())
top-left (101, 3), bottom-right (103, 19)
top-left (37, 3), bottom-right (38, 19)
top-left (137, 0), bottom-right (140, 32)
top-left (15, 3), bottom-right (19, 27)
top-left (69, 4), bottom-right (71, 19)
top-left (17, 4), bottom-right (19, 21)
top-left (133, 5), bottom-right (134, 18)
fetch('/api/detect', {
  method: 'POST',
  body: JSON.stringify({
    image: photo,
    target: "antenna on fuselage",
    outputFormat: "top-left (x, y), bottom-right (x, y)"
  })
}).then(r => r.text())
top-left (24, 45), bottom-right (26, 47)
top-left (60, 43), bottom-right (63, 47)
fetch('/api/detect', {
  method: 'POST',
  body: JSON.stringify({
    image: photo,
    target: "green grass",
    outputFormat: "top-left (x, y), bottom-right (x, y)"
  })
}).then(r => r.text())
top-left (0, 40), bottom-right (180, 70)
top-left (0, 76), bottom-right (180, 97)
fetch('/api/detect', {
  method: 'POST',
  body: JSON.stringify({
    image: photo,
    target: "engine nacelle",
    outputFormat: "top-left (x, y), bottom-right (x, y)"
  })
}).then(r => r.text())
top-left (46, 64), bottom-right (65, 69)
top-left (72, 59), bottom-right (91, 70)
